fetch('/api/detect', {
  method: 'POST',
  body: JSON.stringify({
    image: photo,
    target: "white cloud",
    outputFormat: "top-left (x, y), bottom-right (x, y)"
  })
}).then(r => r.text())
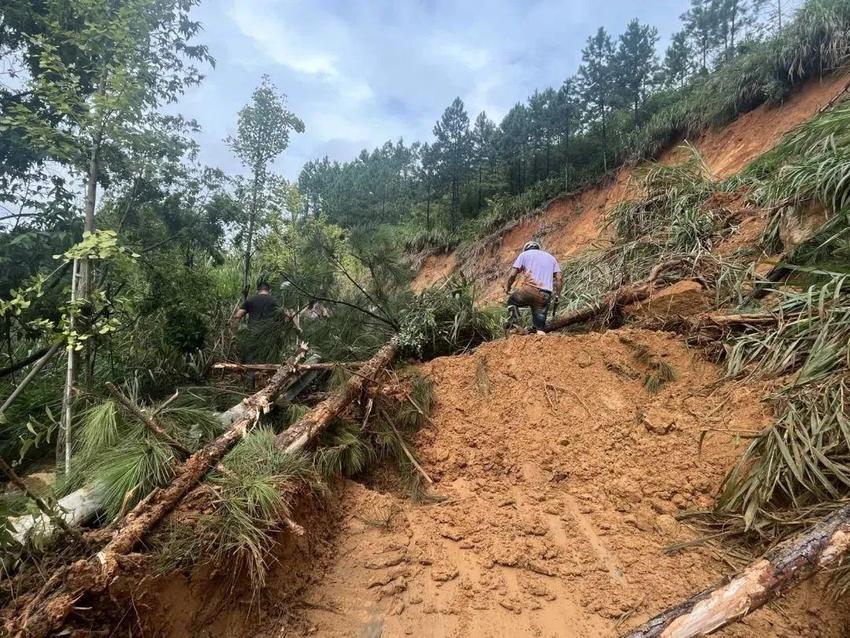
top-left (185, 0), bottom-right (690, 179)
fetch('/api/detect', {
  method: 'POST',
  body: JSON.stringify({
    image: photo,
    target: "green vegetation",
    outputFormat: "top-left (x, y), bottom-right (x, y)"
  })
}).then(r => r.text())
top-left (2, 0), bottom-right (850, 606)
top-left (297, 0), bottom-right (850, 253)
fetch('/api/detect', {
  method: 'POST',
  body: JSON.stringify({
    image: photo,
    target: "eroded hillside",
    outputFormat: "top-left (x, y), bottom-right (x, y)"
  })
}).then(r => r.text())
top-left (413, 72), bottom-right (850, 301)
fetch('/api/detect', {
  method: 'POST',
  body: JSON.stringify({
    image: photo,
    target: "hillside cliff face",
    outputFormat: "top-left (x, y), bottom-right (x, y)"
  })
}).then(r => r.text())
top-left (413, 72), bottom-right (849, 301)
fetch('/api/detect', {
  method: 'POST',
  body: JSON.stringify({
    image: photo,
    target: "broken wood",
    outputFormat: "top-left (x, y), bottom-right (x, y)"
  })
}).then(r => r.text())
top-left (544, 259), bottom-right (690, 333)
top-left (276, 337), bottom-right (399, 453)
top-left (622, 503), bottom-right (850, 638)
top-left (211, 361), bottom-right (363, 373)
top-left (11, 344), bottom-right (309, 638)
top-left (0, 457), bottom-right (87, 548)
top-left (5, 361), bottom-right (317, 553)
top-left (0, 342), bottom-right (61, 415)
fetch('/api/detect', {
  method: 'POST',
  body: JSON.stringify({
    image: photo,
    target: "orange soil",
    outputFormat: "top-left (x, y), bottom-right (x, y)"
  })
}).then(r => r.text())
top-left (411, 72), bottom-right (850, 298)
top-left (136, 329), bottom-right (848, 637)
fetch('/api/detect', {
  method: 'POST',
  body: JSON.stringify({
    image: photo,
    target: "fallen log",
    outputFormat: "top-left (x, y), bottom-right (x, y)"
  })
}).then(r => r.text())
top-left (544, 260), bottom-right (689, 334)
top-left (11, 345), bottom-right (308, 638)
top-left (212, 361), bottom-right (363, 373)
top-left (544, 281), bottom-right (657, 333)
top-left (622, 503), bottom-right (850, 638)
top-left (276, 337), bottom-right (399, 452)
top-left (5, 356), bottom-right (316, 553)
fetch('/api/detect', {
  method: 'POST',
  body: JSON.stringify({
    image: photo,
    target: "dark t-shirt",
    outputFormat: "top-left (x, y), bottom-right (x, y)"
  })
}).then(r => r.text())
top-left (241, 293), bottom-right (279, 325)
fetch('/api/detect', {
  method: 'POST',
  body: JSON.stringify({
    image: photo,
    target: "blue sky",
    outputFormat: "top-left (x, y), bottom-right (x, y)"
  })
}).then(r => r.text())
top-left (179, 0), bottom-right (690, 180)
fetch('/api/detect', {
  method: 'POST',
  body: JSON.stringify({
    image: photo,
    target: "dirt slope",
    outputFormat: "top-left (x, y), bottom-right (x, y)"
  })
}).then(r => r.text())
top-left (413, 72), bottom-right (850, 300)
top-left (139, 329), bottom-right (849, 637)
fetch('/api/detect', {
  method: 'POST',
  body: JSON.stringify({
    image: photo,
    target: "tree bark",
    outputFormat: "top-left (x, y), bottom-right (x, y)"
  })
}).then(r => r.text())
top-left (12, 345), bottom-right (308, 638)
top-left (242, 171), bottom-right (261, 300)
top-left (211, 361), bottom-right (363, 373)
top-left (622, 504), bottom-right (850, 638)
top-left (543, 282), bottom-right (656, 333)
top-left (58, 260), bottom-right (79, 475)
top-left (276, 337), bottom-right (399, 452)
top-left (6, 358), bottom-right (317, 553)
top-left (543, 260), bottom-right (689, 333)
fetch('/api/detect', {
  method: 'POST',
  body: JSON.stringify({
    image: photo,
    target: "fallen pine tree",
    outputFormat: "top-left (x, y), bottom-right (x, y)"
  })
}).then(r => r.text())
top-left (7, 344), bottom-right (308, 636)
top-left (4, 350), bottom-right (318, 552)
top-left (622, 502), bottom-right (850, 638)
top-left (8, 337), bottom-right (399, 638)
top-left (544, 259), bottom-right (688, 333)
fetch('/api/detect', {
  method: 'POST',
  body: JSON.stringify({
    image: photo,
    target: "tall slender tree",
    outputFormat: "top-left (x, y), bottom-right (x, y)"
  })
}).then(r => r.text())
top-left (614, 19), bottom-right (659, 123)
top-left (432, 97), bottom-right (472, 229)
top-left (682, 0), bottom-right (719, 72)
top-left (663, 31), bottom-right (694, 88)
top-left (577, 27), bottom-right (616, 171)
top-left (555, 79), bottom-right (579, 189)
top-left (499, 103), bottom-right (530, 194)
top-left (1, 0), bottom-right (213, 471)
top-left (227, 76), bottom-right (304, 298)
top-left (471, 112), bottom-right (497, 214)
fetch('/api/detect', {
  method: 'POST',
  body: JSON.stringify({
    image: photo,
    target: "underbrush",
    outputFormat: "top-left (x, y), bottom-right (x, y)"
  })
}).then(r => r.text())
top-left (150, 372), bottom-right (434, 591)
top-left (398, 276), bottom-right (502, 359)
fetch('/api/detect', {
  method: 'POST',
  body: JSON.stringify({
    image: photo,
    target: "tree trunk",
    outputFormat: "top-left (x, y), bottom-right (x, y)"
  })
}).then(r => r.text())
top-left (426, 181), bottom-right (432, 231)
top-left (623, 503), bottom-right (850, 638)
top-left (544, 282), bottom-right (655, 333)
top-left (276, 336), bottom-right (399, 452)
top-left (544, 260), bottom-right (687, 333)
top-left (13, 346), bottom-right (309, 638)
top-left (5, 356), bottom-right (322, 559)
top-left (0, 342), bottom-right (61, 415)
top-left (11, 338), bottom-right (402, 637)
top-left (477, 164), bottom-right (483, 213)
top-left (601, 103), bottom-right (608, 173)
top-left (242, 171), bottom-right (261, 300)
top-left (57, 260), bottom-right (79, 475)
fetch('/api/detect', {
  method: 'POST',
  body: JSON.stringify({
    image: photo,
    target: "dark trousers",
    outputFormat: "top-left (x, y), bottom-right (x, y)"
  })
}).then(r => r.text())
top-left (507, 286), bottom-right (551, 331)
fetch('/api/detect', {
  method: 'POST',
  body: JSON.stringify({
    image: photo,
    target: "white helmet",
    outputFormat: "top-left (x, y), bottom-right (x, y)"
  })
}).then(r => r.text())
top-left (523, 240), bottom-right (541, 252)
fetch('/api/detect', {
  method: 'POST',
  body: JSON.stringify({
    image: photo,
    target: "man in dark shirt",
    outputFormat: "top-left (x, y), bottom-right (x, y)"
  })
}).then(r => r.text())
top-left (231, 280), bottom-right (281, 387)
top-left (233, 281), bottom-right (279, 326)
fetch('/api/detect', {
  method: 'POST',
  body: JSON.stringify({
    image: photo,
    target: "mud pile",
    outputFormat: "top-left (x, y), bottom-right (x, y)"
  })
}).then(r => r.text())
top-left (139, 329), bottom-right (848, 637)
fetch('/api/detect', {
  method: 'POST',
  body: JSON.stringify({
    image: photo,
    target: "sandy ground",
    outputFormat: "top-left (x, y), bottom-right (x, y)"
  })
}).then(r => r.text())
top-left (411, 71), bottom-right (850, 299)
top-left (136, 329), bottom-right (849, 637)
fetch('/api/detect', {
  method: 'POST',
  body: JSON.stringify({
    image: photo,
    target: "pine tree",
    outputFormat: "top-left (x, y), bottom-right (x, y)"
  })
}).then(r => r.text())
top-left (614, 19), bottom-right (659, 123)
top-left (432, 97), bottom-right (472, 229)
top-left (418, 142), bottom-right (438, 230)
top-left (471, 112), bottom-right (496, 214)
top-left (577, 27), bottom-right (616, 171)
top-left (682, 0), bottom-right (720, 72)
top-left (663, 31), bottom-right (694, 88)
top-left (498, 103), bottom-right (530, 194)
top-left (554, 79), bottom-right (579, 189)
